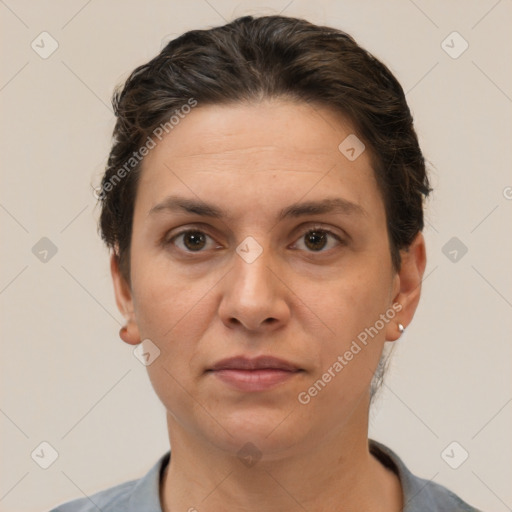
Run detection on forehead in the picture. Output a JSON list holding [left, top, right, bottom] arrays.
[[135, 99, 383, 220], [147, 99, 357, 162]]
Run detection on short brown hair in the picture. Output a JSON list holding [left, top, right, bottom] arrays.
[[99, 14, 431, 282]]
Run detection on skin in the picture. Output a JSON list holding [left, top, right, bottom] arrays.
[[111, 99, 426, 512]]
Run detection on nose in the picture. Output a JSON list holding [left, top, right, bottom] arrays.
[[218, 245, 291, 332]]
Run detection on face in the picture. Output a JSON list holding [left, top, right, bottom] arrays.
[[112, 99, 425, 459]]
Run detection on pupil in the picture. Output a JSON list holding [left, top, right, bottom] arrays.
[[305, 231, 327, 251], [184, 232, 206, 251]]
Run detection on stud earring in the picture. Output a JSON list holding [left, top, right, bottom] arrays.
[[398, 323, 405, 335]]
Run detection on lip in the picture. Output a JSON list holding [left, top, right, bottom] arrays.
[[207, 356, 303, 392], [211, 369, 300, 392], [208, 355, 301, 372]]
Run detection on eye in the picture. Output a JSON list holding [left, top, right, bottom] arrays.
[[292, 227, 344, 252], [168, 229, 218, 252], [165, 226, 344, 254]]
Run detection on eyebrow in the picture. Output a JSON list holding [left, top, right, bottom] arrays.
[[149, 195, 366, 220]]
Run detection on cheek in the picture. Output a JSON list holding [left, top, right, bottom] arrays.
[[309, 260, 394, 388], [319, 261, 393, 336], [130, 241, 193, 335], [135, 282, 211, 423], [296, 290, 391, 417], [132, 273, 211, 349], [130, 251, 218, 377]]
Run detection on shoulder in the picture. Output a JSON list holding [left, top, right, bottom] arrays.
[[401, 470, 483, 512], [369, 439, 483, 512], [47, 451, 170, 512], [48, 480, 136, 512]]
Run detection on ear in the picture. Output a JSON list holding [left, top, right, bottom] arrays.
[[110, 253, 141, 345], [385, 232, 427, 342]]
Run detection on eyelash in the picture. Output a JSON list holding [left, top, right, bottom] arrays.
[[164, 225, 345, 254]]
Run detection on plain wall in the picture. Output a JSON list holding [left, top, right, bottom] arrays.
[[1, 1, 511, 511]]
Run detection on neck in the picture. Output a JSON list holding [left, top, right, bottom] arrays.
[[160, 411, 402, 512]]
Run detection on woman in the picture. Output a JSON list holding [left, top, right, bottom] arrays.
[[51, 14, 481, 512]]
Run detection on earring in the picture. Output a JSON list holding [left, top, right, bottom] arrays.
[[398, 323, 405, 335]]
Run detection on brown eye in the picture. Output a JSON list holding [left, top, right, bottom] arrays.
[[183, 231, 207, 251], [170, 230, 214, 252], [294, 228, 342, 253], [305, 230, 328, 251]]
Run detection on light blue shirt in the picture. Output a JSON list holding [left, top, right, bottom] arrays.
[[49, 439, 482, 511]]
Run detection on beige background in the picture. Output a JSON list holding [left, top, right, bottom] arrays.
[[1, 1, 511, 511]]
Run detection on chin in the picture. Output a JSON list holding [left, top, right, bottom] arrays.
[[205, 408, 305, 456]]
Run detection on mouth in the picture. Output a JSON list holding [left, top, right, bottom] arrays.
[[206, 356, 304, 392], [207, 355, 302, 372]]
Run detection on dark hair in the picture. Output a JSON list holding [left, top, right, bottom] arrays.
[[99, 14, 430, 282]]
